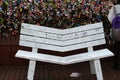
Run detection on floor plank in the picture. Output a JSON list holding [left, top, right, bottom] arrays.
[[0, 62, 119, 80]]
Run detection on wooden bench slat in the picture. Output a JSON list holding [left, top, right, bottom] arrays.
[[21, 27, 104, 41], [20, 39, 105, 52], [15, 49, 114, 65], [61, 28, 104, 40], [22, 22, 103, 35], [62, 22, 103, 34], [64, 49, 114, 64], [63, 39, 106, 52], [15, 50, 64, 65], [20, 33, 105, 47], [22, 23, 62, 34]]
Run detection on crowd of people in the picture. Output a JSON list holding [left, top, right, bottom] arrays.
[[0, 0, 113, 38]]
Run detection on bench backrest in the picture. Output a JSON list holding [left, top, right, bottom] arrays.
[[20, 22, 105, 52]]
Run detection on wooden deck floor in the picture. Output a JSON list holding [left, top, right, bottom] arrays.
[[0, 61, 120, 80]]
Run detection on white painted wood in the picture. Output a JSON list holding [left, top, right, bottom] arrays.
[[61, 28, 104, 40], [20, 33, 105, 47], [20, 22, 105, 52], [19, 39, 105, 52], [27, 60, 35, 80], [62, 22, 103, 34], [21, 23, 104, 41], [88, 47, 96, 74], [22, 22, 103, 35], [21, 23, 62, 34], [15, 49, 114, 65], [27, 48, 38, 80], [15, 50, 64, 65], [94, 59, 103, 80], [63, 49, 114, 65], [63, 39, 105, 52]]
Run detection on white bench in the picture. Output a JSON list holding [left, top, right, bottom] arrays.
[[15, 22, 114, 80]]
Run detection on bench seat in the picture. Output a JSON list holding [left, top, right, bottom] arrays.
[[15, 49, 114, 65]]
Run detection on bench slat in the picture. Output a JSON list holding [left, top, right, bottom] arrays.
[[22, 22, 103, 35], [62, 22, 103, 34], [20, 33, 105, 47], [21, 27, 104, 41], [15, 49, 114, 65], [65, 49, 114, 64], [22, 23, 62, 34], [20, 39, 105, 52], [15, 50, 64, 65]]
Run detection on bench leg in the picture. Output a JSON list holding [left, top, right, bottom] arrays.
[[90, 60, 96, 74], [94, 59, 103, 80], [88, 47, 96, 74], [27, 60, 36, 80]]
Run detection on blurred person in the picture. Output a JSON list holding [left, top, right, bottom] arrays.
[[108, 0, 120, 70]]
